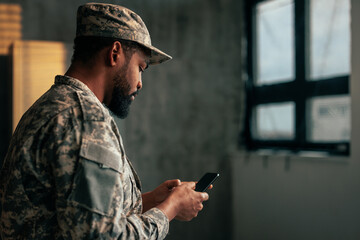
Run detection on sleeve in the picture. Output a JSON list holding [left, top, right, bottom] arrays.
[[47, 110, 169, 239]]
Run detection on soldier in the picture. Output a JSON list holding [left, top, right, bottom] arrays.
[[0, 3, 209, 239]]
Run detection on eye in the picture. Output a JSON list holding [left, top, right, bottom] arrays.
[[139, 66, 144, 73]]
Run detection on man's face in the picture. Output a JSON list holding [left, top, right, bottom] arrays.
[[107, 49, 148, 118]]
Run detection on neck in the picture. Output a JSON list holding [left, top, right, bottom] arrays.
[[65, 61, 112, 104]]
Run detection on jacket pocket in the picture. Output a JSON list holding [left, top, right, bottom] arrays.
[[68, 140, 123, 216]]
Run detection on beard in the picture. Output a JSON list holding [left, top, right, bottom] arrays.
[[107, 66, 138, 119]]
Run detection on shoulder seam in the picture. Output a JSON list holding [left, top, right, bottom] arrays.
[[75, 91, 106, 122]]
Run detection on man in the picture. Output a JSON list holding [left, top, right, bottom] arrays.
[[0, 3, 209, 239]]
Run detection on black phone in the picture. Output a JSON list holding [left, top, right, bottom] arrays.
[[195, 172, 219, 192]]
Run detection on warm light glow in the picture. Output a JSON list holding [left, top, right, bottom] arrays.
[[0, 4, 21, 55], [11, 41, 71, 131]]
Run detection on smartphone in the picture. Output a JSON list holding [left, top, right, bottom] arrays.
[[195, 172, 219, 192]]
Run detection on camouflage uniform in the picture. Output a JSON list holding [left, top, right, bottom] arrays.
[[0, 75, 169, 239]]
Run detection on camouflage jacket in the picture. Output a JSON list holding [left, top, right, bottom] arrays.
[[0, 75, 169, 239]]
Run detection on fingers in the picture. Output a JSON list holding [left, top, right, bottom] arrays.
[[170, 185, 209, 222], [166, 179, 181, 189], [195, 201, 204, 212], [176, 181, 196, 189], [201, 192, 209, 201], [187, 181, 196, 189]]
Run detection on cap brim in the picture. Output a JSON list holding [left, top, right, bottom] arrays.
[[137, 42, 172, 65]]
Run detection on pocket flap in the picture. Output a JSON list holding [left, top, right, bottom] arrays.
[[79, 140, 122, 172]]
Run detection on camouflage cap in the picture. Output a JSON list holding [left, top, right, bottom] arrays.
[[76, 3, 172, 65]]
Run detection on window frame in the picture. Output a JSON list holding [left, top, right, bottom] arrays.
[[244, 0, 350, 155]]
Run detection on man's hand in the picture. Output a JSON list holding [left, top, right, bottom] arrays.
[[142, 179, 181, 213], [156, 182, 209, 222]]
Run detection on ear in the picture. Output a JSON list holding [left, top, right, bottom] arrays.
[[109, 41, 123, 67]]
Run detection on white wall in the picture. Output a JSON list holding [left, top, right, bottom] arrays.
[[233, 1, 360, 239]]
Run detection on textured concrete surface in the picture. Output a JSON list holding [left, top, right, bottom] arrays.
[[0, 0, 244, 239], [122, 1, 244, 239]]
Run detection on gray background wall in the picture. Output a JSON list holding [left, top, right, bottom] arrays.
[[1, 0, 359, 239], [1, 0, 243, 239]]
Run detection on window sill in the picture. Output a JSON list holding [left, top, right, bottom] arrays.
[[233, 149, 349, 165]]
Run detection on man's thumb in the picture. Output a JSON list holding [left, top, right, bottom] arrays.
[[166, 179, 181, 189]]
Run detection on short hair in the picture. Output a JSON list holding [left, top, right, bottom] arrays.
[[71, 36, 150, 64]]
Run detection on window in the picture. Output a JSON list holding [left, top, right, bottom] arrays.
[[244, 0, 351, 155]]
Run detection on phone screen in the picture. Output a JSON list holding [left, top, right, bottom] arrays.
[[195, 173, 219, 192]]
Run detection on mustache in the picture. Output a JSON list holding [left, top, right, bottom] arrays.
[[130, 90, 140, 97]]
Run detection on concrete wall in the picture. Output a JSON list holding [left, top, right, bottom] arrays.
[[120, 1, 244, 239], [0, 0, 244, 239]]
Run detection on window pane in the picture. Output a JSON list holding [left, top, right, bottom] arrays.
[[309, 0, 351, 80], [307, 95, 350, 142], [256, 0, 294, 85], [254, 102, 295, 140]]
